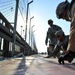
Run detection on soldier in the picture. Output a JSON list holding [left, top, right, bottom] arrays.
[[46, 30, 69, 59], [45, 19, 62, 58], [56, 0, 75, 64]]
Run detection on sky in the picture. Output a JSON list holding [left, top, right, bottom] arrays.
[[28, 0, 71, 52], [0, 0, 71, 53]]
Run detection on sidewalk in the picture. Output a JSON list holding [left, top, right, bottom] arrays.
[[0, 56, 35, 75], [0, 54, 75, 75]]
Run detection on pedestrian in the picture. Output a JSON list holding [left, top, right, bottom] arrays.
[[56, 0, 75, 64], [46, 30, 69, 59], [45, 19, 62, 58]]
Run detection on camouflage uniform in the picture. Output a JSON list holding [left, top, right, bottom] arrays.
[[45, 23, 62, 56], [49, 35, 69, 58]]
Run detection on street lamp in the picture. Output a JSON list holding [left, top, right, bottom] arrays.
[[24, 0, 33, 55], [32, 33, 36, 50], [31, 25, 35, 48], [28, 25, 35, 55], [29, 16, 34, 45], [31, 30, 35, 49], [25, 0, 33, 41]]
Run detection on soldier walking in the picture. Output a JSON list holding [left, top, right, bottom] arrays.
[[45, 19, 62, 58]]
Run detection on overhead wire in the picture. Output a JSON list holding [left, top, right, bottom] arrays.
[[0, 0, 14, 4], [0, 4, 15, 11], [18, 0, 28, 24], [0, 0, 33, 26], [23, 0, 27, 12], [18, 7, 26, 24], [0, 0, 16, 22], [0, 1, 15, 6]]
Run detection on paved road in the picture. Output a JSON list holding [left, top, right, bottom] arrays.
[[0, 54, 75, 75]]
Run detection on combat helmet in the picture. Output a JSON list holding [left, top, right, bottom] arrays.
[[56, 0, 70, 20], [55, 30, 64, 37], [48, 19, 53, 24]]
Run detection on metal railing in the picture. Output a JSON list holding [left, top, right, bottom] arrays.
[[0, 12, 37, 57]]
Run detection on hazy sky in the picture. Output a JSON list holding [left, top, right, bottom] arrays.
[[29, 0, 71, 52]]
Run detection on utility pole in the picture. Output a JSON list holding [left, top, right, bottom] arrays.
[[12, 0, 19, 56], [29, 16, 34, 45], [23, 0, 33, 55], [25, 0, 33, 41], [31, 25, 35, 48]]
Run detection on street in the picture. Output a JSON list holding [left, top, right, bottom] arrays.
[[0, 54, 75, 75]]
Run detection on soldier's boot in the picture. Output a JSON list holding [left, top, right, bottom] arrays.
[[58, 56, 64, 64], [58, 51, 75, 64], [64, 51, 75, 63], [68, 59, 73, 63], [67, 54, 74, 63]]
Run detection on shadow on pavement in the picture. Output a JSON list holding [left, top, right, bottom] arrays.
[[62, 63, 75, 71], [13, 56, 35, 75], [13, 56, 27, 75], [40, 56, 59, 65]]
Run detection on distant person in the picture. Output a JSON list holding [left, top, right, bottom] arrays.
[[45, 19, 62, 58], [47, 30, 69, 59], [56, 0, 75, 64]]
